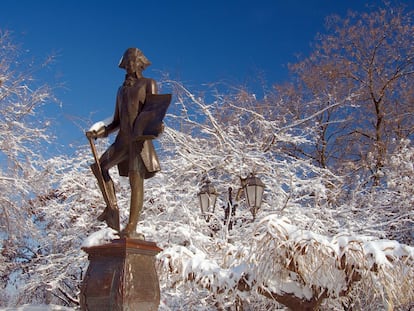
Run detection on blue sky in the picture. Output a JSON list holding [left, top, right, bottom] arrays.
[[0, 0, 409, 151]]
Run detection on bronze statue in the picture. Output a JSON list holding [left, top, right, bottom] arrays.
[[86, 47, 171, 238]]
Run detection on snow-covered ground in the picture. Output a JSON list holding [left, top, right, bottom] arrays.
[[0, 305, 74, 311]]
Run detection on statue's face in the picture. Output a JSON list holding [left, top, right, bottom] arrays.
[[123, 52, 141, 74]]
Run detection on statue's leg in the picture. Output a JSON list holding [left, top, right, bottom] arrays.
[[121, 170, 144, 238]]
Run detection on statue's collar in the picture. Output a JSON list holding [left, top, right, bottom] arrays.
[[123, 74, 138, 87]]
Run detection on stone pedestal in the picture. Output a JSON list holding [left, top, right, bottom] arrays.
[[80, 238, 162, 311]]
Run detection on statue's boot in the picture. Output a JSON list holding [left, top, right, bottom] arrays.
[[120, 172, 144, 239], [90, 163, 120, 231]]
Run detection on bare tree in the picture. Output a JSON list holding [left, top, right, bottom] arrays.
[[288, 4, 414, 186], [0, 30, 59, 305]]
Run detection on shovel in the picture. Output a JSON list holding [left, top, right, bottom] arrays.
[[87, 133, 120, 231]]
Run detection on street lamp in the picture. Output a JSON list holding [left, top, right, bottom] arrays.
[[197, 177, 217, 222], [198, 173, 265, 225], [241, 173, 265, 220]]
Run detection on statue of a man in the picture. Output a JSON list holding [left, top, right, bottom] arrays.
[[86, 47, 167, 238]]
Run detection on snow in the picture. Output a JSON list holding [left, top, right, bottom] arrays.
[[0, 305, 74, 310], [262, 215, 414, 268], [2, 78, 414, 309], [88, 121, 105, 132], [364, 239, 414, 267], [267, 278, 313, 300], [247, 215, 414, 302], [81, 227, 119, 248], [88, 116, 113, 132]]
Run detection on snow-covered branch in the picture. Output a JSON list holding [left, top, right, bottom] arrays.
[[158, 216, 414, 310]]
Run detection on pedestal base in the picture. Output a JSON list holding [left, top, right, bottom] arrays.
[[80, 238, 162, 311]]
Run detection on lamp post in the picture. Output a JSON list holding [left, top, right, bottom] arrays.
[[241, 173, 265, 220], [197, 177, 217, 222], [224, 187, 237, 231]]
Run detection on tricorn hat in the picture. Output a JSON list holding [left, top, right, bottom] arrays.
[[118, 47, 151, 70]]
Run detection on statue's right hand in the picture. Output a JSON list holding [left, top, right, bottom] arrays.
[[86, 126, 106, 139], [85, 130, 98, 139]]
